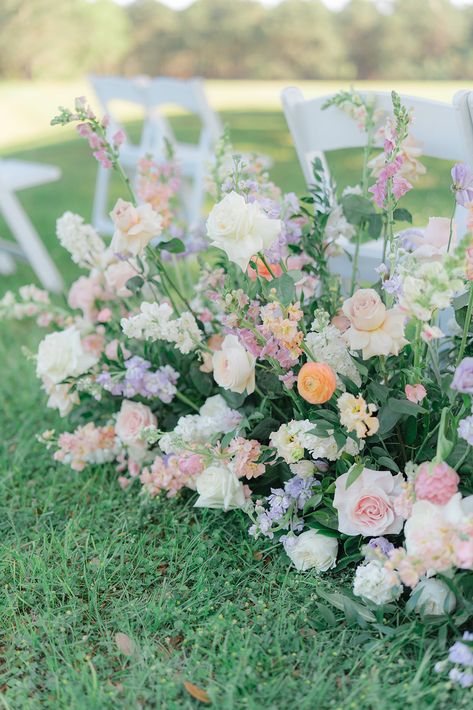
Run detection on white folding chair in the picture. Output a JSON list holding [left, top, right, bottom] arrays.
[[0, 159, 63, 292], [282, 88, 473, 284], [89, 75, 222, 234]]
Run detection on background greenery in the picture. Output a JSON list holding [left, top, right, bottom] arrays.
[[2, 0, 473, 82], [0, 109, 469, 707]]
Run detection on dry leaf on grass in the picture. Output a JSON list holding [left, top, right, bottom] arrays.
[[114, 632, 135, 656], [183, 681, 211, 704]]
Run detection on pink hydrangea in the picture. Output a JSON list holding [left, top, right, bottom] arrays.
[[414, 461, 459, 505]]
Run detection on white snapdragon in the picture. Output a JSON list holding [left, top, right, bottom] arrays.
[[324, 204, 356, 244], [56, 212, 106, 269], [353, 560, 402, 605], [121, 302, 202, 354]]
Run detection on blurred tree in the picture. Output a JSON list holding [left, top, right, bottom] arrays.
[[0, 0, 130, 79]]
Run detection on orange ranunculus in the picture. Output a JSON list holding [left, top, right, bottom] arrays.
[[247, 257, 283, 281], [297, 362, 337, 404]]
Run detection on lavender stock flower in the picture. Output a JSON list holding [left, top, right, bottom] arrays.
[[451, 163, 473, 206]]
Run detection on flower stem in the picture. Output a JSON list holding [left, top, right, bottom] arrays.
[[447, 197, 457, 252], [456, 280, 473, 366], [175, 390, 200, 413]]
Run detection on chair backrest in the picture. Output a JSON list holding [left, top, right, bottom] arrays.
[[282, 87, 472, 186], [89, 75, 221, 160]]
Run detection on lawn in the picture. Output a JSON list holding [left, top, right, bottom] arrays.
[[0, 110, 469, 708]]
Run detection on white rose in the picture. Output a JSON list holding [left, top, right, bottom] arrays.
[[286, 530, 338, 572], [110, 198, 163, 256], [36, 327, 98, 384], [194, 464, 246, 511], [411, 578, 456, 616], [212, 334, 256, 394], [206, 191, 281, 271]]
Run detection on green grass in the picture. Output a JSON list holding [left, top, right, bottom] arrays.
[[0, 112, 468, 708]]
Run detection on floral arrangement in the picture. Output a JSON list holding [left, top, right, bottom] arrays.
[[2, 91, 472, 634]]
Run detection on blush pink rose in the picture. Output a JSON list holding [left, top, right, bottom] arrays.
[[342, 289, 386, 331], [115, 400, 157, 456], [82, 333, 105, 358], [333, 467, 404, 536], [414, 461, 459, 505]]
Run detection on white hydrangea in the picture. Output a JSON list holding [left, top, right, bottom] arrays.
[[56, 212, 106, 269], [305, 324, 361, 388], [159, 395, 242, 455], [306, 432, 361, 461], [121, 302, 202, 354], [353, 560, 402, 605], [270, 419, 361, 464]]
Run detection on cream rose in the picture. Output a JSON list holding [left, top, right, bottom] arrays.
[[342, 289, 407, 360], [206, 191, 281, 271], [343, 289, 386, 331], [333, 467, 404, 537], [286, 530, 338, 572], [36, 327, 99, 384], [411, 578, 456, 616], [212, 334, 256, 394], [194, 464, 246, 511], [104, 260, 139, 297], [110, 198, 163, 256], [115, 400, 157, 458]]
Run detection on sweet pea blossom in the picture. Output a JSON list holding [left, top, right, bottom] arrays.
[[451, 163, 473, 207], [451, 357, 473, 394], [405, 384, 427, 403]]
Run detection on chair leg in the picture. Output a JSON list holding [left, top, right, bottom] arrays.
[[0, 188, 63, 292], [92, 165, 112, 234]]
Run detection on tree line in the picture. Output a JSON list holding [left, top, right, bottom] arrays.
[[1, 0, 473, 81]]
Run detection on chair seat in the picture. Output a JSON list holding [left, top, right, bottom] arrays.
[[0, 160, 61, 191]]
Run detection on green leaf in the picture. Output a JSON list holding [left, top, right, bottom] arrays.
[[377, 456, 400, 473], [189, 364, 213, 397], [317, 589, 376, 623], [315, 602, 337, 626], [346, 461, 364, 488], [393, 208, 413, 223], [160, 237, 186, 253], [270, 273, 296, 306], [388, 398, 426, 416], [341, 194, 374, 225], [367, 213, 383, 239], [125, 275, 144, 293], [377, 405, 402, 436], [249, 417, 280, 442]]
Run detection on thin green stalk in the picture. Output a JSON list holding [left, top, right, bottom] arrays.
[[456, 280, 473, 366], [447, 197, 457, 252], [258, 252, 277, 279], [175, 390, 200, 413]]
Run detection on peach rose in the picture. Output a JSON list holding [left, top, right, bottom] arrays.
[[297, 362, 336, 404], [212, 334, 256, 394], [342, 289, 386, 331], [247, 257, 283, 281], [333, 467, 404, 536], [115, 400, 157, 458], [104, 260, 138, 298], [110, 198, 163, 256]]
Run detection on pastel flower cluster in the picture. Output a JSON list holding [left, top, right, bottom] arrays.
[[97, 356, 179, 402]]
